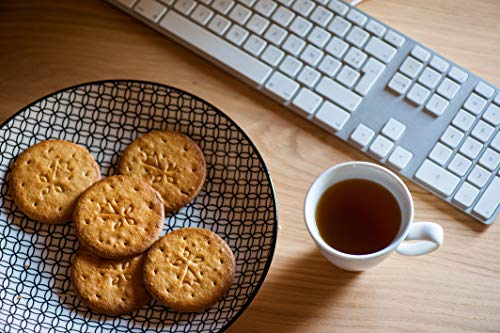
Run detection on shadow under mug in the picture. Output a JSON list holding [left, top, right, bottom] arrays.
[[304, 161, 444, 271]]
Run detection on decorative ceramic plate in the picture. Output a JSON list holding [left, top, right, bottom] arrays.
[[0, 80, 277, 333]]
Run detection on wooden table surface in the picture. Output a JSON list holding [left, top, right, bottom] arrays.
[[1, 0, 499, 332]]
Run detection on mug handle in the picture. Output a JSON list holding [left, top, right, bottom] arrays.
[[396, 222, 444, 256]]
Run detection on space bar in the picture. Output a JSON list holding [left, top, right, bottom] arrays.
[[159, 11, 272, 85]]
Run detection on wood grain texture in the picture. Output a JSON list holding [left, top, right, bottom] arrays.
[[1, 0, 499, 332]]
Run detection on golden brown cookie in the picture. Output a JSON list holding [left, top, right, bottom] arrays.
[[9, 139, 100, 224], [117, 130, 206, 213], [143, 228, 235, 312], [71, 247, 150, 315], [74, 175, 164, 259]]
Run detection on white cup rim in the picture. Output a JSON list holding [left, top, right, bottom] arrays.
[[304, 161, 415, 260]]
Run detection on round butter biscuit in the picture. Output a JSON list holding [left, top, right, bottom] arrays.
[[74, 175, 164, 259], [71, 247, 150, 315], [10, 140, 100, 224], [117, 130, 206, 213], [143, 228, 235, 312]]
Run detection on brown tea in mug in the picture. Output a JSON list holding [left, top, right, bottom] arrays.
[[315, 179, 402, 255]]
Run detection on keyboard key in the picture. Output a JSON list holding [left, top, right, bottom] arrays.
[[300, 44, 323, 66], [388, 73, 411, 95], [388, 146, 413, 169], [327, 16, 351, 38], [473, 177, 500, 220], [174, 0, 197, 14], [346, 27, 369, 48], [436, 78, 460, 100], [471, 120, 494, 143], [382, 118, 406, 141], [316, 77, 362, 112], [415, 159, 460, 196], [243, 34, 267, 55], [351, 124, 375, 147], [292, 88, 322, 116], [291, 0, 315, 16], [429, 142, 453, 166], [264, 24, 287, 45], [369, 135, 394, 159], [314, 101, 351, 131], [282, 34, 305, 56], [448, 66, 468, 83], [135, 0, 167, 22], [328, 0, 348, 16], [336, 66, 360, 89], [400, 57, 423, 78], [452, 109, 475, 132], [279, 55, 303, 77], [429, 56, 449, 73], [211, 0, 234, 15], [463, 93, 487, 115], [482, 104, 500, 126], [325, 37, 349, 59], [208, 14, 231, 35], [407, 83, 430, 106], [289, 16, 312, 37], [265, 71, 299, 101], [116, 0, 137, 7], [418, 67, 441, 89], [318, 55, 341, 76], [364, 37, 396, 64], [297, 66, 321, 88], [346, 9, 367, 26], [226, 25, 249, 45], [426, 94, 449, 117], [491, 131, 500, 152], [495, 93, 500, 106], [440, 126, 464, 149], [271, 6, 295, 27], [411, 46, 430, 62], [475, 82, 495, 98], [240, 0, 256, 5], [468, 165, 491, 188], [254, 0, 277, 17], [447, 154, 472, 176], [160, 11, 272, 85], [229, 4, 252, 24], [343, 47, 367, 70], [355, 57, 385, 96], [365, 20, 386, 37], [453, 182, 480, 208], [479, 148, 500, 171], [191, 5, 214, 25], [459, 137, 483, 159], [261, 45, 284, 66], [247, 14, 269, 34], [384, 30, 405, 47], [310, 6, 333, 27], [307, 26, 331, 48]]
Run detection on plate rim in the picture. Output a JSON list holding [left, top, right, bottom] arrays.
[[0, 79, 279, 333]]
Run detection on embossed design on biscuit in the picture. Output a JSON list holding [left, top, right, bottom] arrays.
[[140, 151, 178, 185], [98, 199, 137, 230], [39, 160, 69, 195], [110, 261, 132, 286], [172, 249, 204, 287]]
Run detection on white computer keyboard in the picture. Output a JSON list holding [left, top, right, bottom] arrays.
[[106, 0, 500, 224]]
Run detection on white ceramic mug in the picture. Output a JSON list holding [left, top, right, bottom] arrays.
[[304, 162, 444, 271]]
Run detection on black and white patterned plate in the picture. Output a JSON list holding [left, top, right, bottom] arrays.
[[0, 80, 278, 333]]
